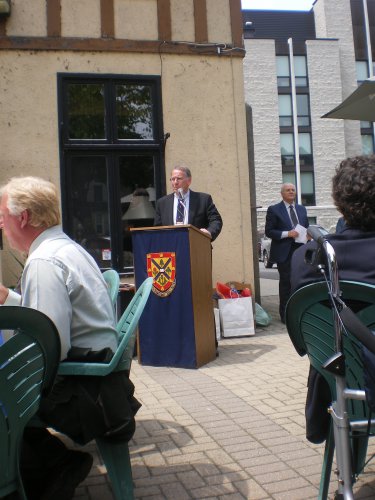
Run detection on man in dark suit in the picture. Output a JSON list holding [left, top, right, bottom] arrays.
[[265, 183, 309, 323], [154, 165, 223, 241]]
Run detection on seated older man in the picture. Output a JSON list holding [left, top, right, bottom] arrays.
[[0, 176, 139, 500]]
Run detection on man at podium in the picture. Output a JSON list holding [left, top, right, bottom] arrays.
[[154, 165, 223, 241]]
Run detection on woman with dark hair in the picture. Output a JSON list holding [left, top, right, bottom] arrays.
[[289, 154, 375, 443], [291, 154, 375, 293]]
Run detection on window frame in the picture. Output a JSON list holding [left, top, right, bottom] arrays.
[[57, 73, 165, 274]]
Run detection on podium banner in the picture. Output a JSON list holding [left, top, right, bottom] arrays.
[[132, 228, 197, 367]]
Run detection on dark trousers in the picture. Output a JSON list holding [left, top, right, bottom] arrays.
[[277, 243, 301, 321]]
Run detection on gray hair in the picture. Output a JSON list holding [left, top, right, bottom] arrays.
[[0, 176, 61, 228], [172, 165, 192, 179]]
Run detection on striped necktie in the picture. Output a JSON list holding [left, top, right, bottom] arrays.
[[176, 198, 185, 223], [289, 205, 298, 227]]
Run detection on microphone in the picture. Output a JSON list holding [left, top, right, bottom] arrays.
[[307, 225, 327, 245], [178, 188, 184, 201], [305, 226, 327, 268]]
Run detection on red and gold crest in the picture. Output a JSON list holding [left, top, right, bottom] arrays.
[[147, 252, 176, 297]]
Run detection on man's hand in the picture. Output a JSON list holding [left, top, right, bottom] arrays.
[[288, 229, 299, 239], [0, 284, 9, 304], [200, 228, 212, 238]]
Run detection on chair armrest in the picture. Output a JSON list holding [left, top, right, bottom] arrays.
[[58, 361, 112, 376]]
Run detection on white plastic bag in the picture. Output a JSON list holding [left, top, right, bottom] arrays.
[[218, 297, 255, 337]]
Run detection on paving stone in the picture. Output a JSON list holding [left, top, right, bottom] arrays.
[[73, 289, 375, 499]]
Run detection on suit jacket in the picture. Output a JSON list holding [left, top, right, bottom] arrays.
[[265, 201, 309, 263], [154, 190, 223, 241]]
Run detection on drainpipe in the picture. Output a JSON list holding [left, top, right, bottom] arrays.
[[288, 38, 302, 204], [362, 0, 375, 143]]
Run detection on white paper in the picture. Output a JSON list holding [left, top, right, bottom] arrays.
[[294, 224, 307, 244]]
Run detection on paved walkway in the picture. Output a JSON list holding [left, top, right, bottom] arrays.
[[71, 280, 375, 499]]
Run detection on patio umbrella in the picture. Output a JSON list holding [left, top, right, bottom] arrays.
[[322, 77, 375, 122]]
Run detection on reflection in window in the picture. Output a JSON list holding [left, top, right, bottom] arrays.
[[299, 133, 312, 166], [68, 156, 112, 269], [280, 133, 295, 166], [356, 61, 369, 83], [294, 56, 308, 87], [362, 134, 374, 155], [278, 95, 292, 126], [67, 84, 106, 140], [276, 55, 308, 87], [119, 156, 155, 269], [279, 94, 310, 128], [296, 94, 310, 127], [60, 74, 163, 275], [116, 84, 154, 140], [276, 56, 290, 87]]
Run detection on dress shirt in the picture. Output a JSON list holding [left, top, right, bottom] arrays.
[[5, 225, 118, 360], [173, 190, 190, 225]]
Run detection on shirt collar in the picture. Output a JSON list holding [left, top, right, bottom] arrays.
[[29, 225, 64, 255], [174, 189, 190, 200]]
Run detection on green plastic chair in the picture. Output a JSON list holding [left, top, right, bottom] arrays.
[[103, 269, 120, 307], [58, 276, 153, 500], [286, 281, 375, 500], [0, 306, 61, 499]]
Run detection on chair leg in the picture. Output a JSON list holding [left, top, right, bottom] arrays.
[[319, 423, 335, 500], [96, 438, 134, 500]]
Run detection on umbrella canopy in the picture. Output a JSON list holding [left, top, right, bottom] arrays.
[[322, 77, 375, 122]]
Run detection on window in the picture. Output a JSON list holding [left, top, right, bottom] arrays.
[[278, 94, 310, 128], [59, 75, 164, 275], [277, 55, 308, 88], [280, 133, 312, 167], [282, 171, 315, 206], [298, 133, 313, 166], [296, 94, 310, 127], [276, 56, 290, 87], [356, 61, 369, 83], [278, 94, 292, 126], [294, 56, 308, 87], [280, 133, 295, 167], [362, 134, 374, 155]]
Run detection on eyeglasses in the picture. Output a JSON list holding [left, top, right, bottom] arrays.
[[170, 177, 187, 182]]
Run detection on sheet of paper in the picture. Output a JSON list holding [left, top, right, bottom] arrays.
[[294, 224, 307, 244]]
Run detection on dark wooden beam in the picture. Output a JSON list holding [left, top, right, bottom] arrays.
[[229, 0, 243, 48], [157, 0, 171, 41], [0, 36, 244, 57], [193, 0, 208, 43], [101, 0, 114, 38], [47, 0, 61, 37]]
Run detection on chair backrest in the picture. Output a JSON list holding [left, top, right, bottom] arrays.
[[57, 277, 153, 377], [102, 269, 120, 307], [286, 280, 375, 421], [0, 306, 61, 498]]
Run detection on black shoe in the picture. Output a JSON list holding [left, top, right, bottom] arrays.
[[40, 450, 93, 500]]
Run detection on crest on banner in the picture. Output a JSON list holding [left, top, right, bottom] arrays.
[[147, 252, 176, 297]]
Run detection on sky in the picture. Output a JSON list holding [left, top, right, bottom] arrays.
[[241, 0, 314, 10]]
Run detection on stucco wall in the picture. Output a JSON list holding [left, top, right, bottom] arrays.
[[114, 0, 159, 40], [6, 0, 46, 36], [0, 50, 253, 288]]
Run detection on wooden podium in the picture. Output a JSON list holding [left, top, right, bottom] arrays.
[[131, 225, 216, 368]]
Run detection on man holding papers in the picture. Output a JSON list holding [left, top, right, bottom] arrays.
[[265, 183, 309, 323]]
